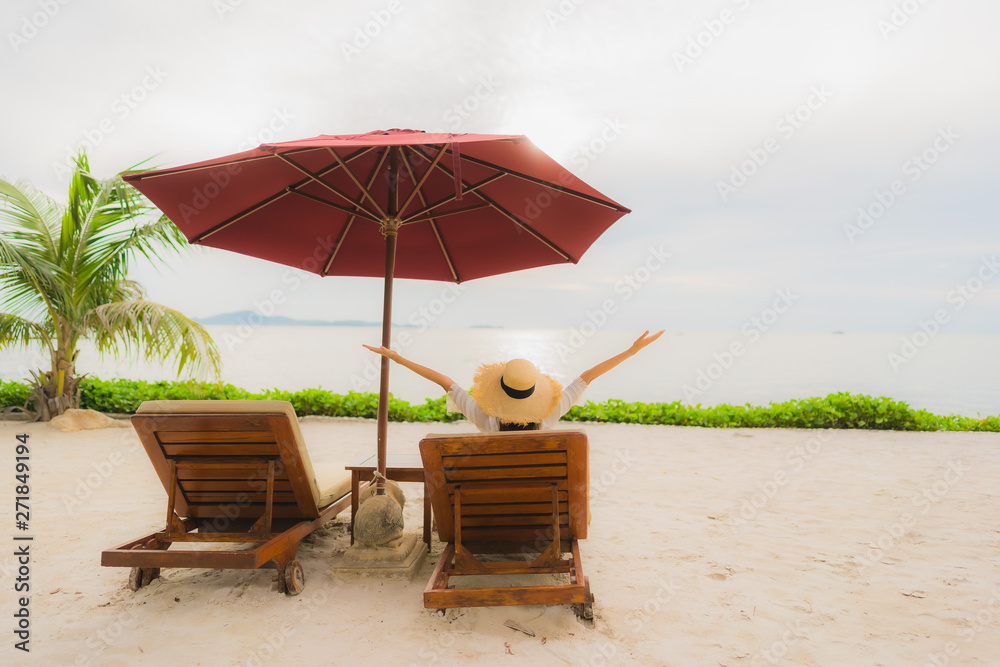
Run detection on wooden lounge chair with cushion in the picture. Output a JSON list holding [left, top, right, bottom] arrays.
[[419, 430, 594, 618], [102, 400, 359, 595]]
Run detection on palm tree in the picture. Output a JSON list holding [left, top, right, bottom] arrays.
[[0, 151, 220, 420]]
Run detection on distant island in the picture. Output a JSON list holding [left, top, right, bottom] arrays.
[[197, 311, 415, 327]]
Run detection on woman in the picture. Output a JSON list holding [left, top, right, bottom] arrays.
[[363, 330, 664, 432]]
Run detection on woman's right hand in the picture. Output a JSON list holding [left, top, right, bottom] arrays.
[[629, 330, 665, 355]]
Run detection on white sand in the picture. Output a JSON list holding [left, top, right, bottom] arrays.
[[1, 416, 999, 666]]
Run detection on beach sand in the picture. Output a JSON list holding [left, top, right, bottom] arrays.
[[2, 416, 998, 666]]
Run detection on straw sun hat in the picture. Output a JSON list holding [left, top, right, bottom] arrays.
[[470, 359, 562, 426]]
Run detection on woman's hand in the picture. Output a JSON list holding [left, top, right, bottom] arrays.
[[580, 329, 665, 384], [629, 330, 665, 355]]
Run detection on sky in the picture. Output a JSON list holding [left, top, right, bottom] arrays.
[[2, 0, 999, 334]]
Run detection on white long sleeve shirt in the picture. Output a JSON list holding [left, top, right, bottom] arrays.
[[445, 376, 589, 432]]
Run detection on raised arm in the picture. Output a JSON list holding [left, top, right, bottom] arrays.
[[362, 345, 454, 392], [579, 330, 664, 385]]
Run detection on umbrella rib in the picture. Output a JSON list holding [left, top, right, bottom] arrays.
[[276, 154, 382, 221], [321, 150, 389, 275], [398, 173, 504, 223], [123, 145, 375, 182], [400, 202, 492, 225], [193, 189, 292, 242], [428, 219, 459, 282], [400, 153, 460, 282], [321, 217, 355, 276], [452, 152, 629, 212], [407, 147, 575, 262], [397, 144, 449, 216], [326, 148, 387, 220], [478, 195, 575, 262], [124, 153, 274, 181], [288, 188, 383, 224], [187, 148, 381, 241]]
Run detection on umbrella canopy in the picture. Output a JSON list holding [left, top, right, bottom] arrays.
[[124, 129, 630, 487]]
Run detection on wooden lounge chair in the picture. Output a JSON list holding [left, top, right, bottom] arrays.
[[101, 400, 359, 595], [419, 430, 594, 618]]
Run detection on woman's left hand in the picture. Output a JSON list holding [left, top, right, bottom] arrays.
[[630, 330, 665, 354]]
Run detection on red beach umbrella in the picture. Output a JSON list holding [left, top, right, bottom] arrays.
[[124, 129, 630, 489]]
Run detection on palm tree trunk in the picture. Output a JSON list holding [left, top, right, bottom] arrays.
[[33, 330, 79, 421]]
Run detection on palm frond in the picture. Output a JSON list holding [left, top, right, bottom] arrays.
[[72, 185, 183, 299], [0, 312, 54, 354], [87, 299, 222, 379], [0, 178, 62, 260], [0, 234, 65, 314], [71, 175, 119, 277]]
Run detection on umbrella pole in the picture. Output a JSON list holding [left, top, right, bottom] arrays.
[[376, 147, 400, 495], [376, 227, 397, 494]]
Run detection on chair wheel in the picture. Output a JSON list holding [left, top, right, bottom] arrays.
[[283, 560, 305, 596]]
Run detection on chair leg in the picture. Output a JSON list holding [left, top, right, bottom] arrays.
[[248, 460, 276, 540], [452, 486, 487, 573], [530, 484, 564, 569], [164, 461, 189, 538]]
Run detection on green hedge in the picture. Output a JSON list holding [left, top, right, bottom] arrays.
[[563, 393, 999, 431], [0, 380, 32, 411], [1, 377, 996, 431]]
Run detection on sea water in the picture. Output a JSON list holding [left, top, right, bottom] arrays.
[[2, 328, 997, 417]]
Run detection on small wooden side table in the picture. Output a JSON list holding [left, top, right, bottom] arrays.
[[346, 454, 431, 548]]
